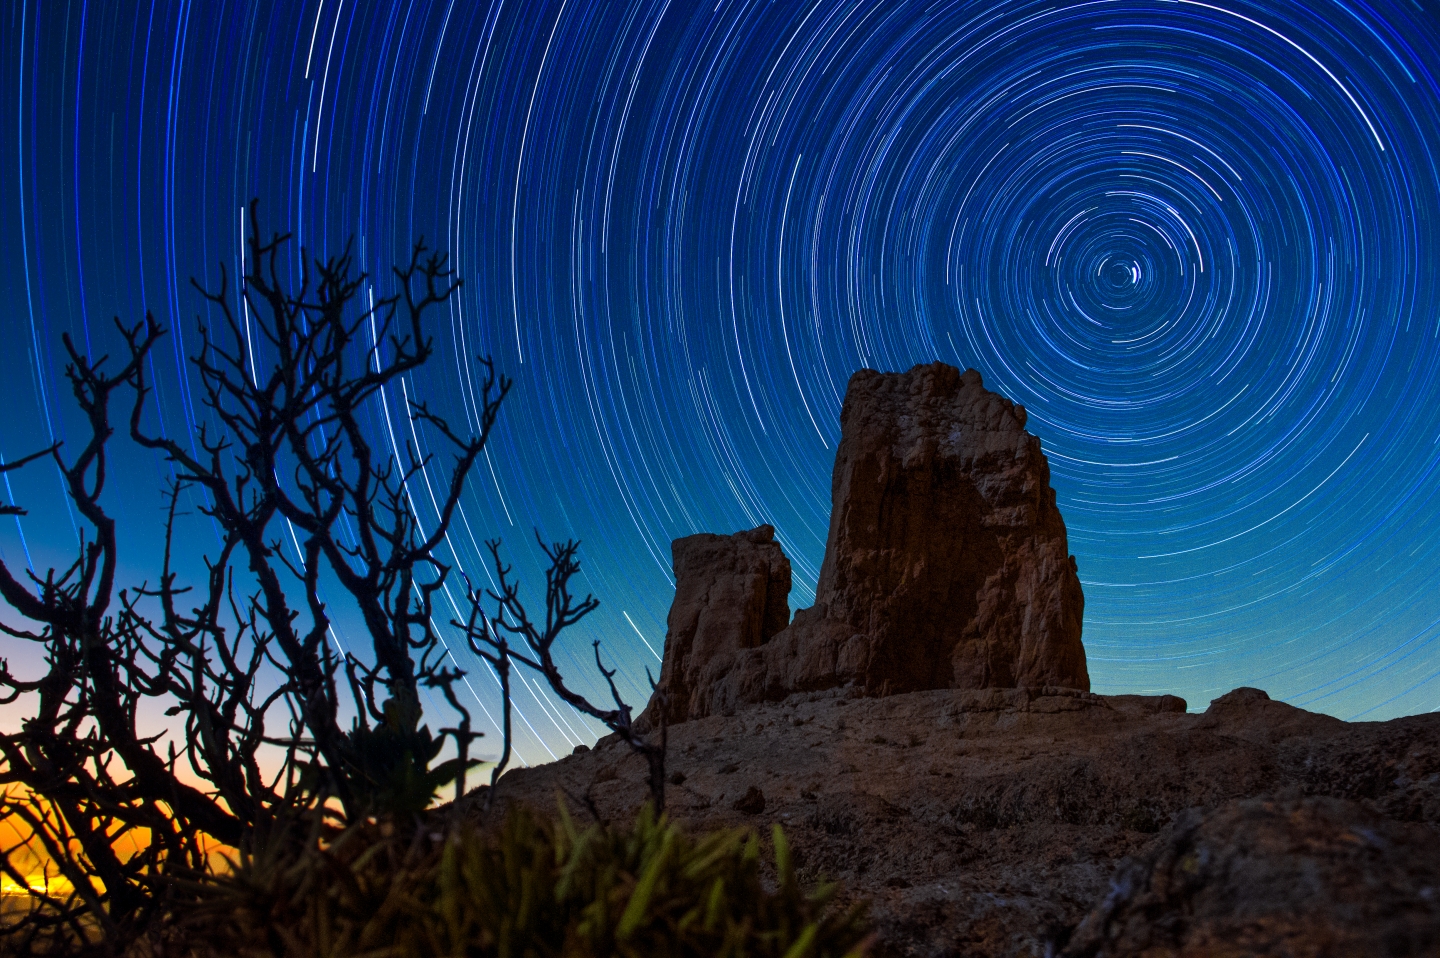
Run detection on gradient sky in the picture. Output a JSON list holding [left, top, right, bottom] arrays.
[[2, 0, 1440, 768]]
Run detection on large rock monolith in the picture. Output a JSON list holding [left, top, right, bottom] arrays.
[[782, 362, 1087, 694], [649, 362, 1088, 722]]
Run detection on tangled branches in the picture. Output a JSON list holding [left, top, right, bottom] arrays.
[[0, 203, 662, 953]]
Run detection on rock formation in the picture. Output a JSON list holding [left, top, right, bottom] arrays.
[[468, 373, 1440, 958], [648, 362, 1088, 722], [649, 526, 791, 724]]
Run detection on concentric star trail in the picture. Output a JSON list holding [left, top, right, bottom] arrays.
[[3, 0, 1440, 765]]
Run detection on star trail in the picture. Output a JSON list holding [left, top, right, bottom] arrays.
[[3, 0, 1440, 765]]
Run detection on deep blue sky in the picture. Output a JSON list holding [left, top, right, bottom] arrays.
[[3, 0, 1440, 767]]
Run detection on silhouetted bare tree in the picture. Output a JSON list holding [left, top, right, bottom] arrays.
[[0, 202, 667, 954], [459, 536, 669, 811], [0, 203, 510, 950]]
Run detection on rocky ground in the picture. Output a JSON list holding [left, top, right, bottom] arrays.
[[464, 685, 1440, 957], [460, 366, 1440, 955]]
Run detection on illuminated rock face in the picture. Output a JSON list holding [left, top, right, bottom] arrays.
[[647, 362, 1088, 724], [648, 526, 791, 725]]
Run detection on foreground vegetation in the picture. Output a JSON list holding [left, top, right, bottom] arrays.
[[3, 802, 869, 957], [0, 204, 793, 953], [175, 803, 869, 958]]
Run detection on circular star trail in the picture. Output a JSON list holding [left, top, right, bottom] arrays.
[[3, 0, 1440, 764]]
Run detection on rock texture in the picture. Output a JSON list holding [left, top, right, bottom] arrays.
[[773, 363, 1086, 695], [1062, 795, 1440, 957], [649, 525, 791, 724], [650, 362, 1087, 721], [475, 686, 1440, 958]]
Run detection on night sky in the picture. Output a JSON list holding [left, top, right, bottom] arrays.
[[3, 0, 1440, 768]]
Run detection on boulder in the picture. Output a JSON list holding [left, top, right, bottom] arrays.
[[647, 525, 791, 724], [755, 363, 1087, 697]]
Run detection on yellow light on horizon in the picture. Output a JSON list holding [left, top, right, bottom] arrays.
[[3, 788, 240, 909], [1, 873, 74, 897]]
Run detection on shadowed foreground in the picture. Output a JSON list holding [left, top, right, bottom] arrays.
[[470, 686, 1440, 957]]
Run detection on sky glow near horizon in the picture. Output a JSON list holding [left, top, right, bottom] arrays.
[[2, 0, 1440, 768]]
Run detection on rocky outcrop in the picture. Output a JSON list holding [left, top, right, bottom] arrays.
[[768, 362, 1086, 695], [482, 687, 1440, 958], [468, 372, 1439, 958], [463, 553, 1440, 958], [648, 526, 791, 724], [650, 362, 1088, 721]]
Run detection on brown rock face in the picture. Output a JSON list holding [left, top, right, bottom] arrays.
[[648, 525, 791, 724], [779, 362, 1086, 694], [654, 362, 1088, 720]]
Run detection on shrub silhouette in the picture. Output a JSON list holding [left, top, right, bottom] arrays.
[[0, 204, 672, 953]]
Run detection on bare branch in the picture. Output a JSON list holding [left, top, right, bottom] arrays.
[[0, 201, 543, 950]]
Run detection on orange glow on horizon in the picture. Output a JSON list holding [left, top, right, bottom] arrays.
[[1, 789, 238, 903]]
